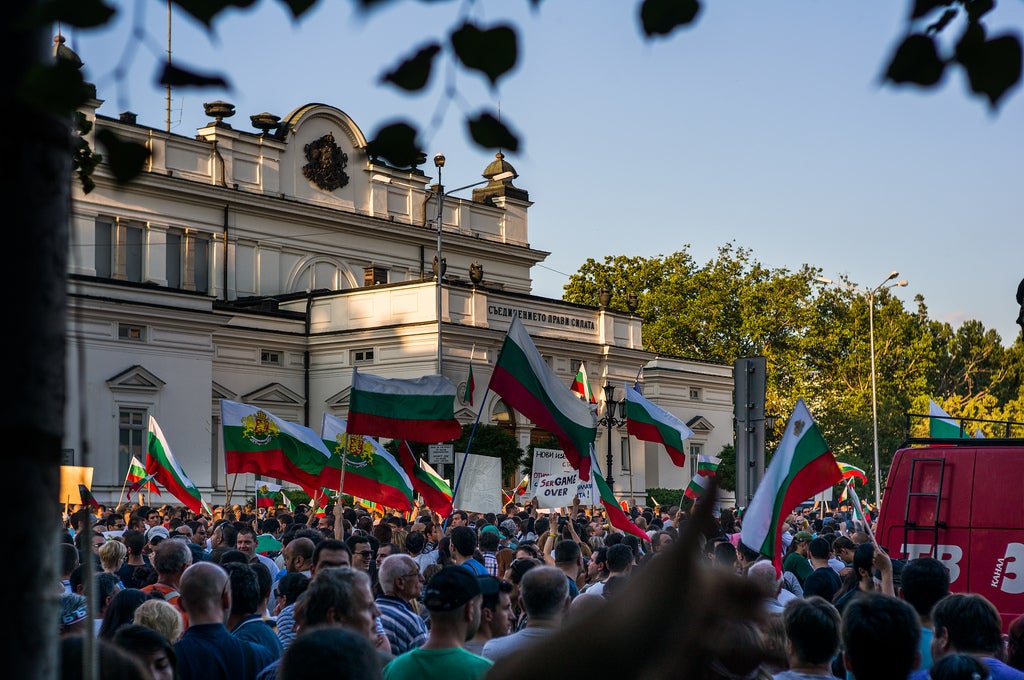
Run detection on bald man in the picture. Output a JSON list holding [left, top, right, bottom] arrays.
[[174, 562, 276, 680]]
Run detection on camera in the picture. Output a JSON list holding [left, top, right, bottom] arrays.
[[558, 516, 567, 530]]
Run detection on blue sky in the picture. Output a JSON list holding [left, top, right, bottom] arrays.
[[71, 1, 1024, 345]]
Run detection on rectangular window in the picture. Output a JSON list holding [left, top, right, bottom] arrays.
[[689, 443, 704, 476], [94, 218, 145, 282], [352, 348, 375, 364], [260, 350, 282, 366], [166, 231, 182, 289], [363, 266, 388, 286], [118, 324, 146, 342], [689, 388, 702, 401], [167, 229, 211, 293], [95, 219, 113, 278], [118, 407, 147, 480], [620, 438, 630, 471], [125, 224, 143, 282]]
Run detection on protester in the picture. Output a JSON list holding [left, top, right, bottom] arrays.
[[842, 593, 921, 680], [375, 554, 428, 655], [174, 562, 276, 680], [909, 593, 1024, 680], [112, 623, 179, 680], [134, 597, 185, 643], [773, 596, 840, 679], [899, 556, 951, 672], [482, 566, 569, 662], [278, 626, 382, 680], [465, 575, 515, 656], [383, 566, 492, 680]]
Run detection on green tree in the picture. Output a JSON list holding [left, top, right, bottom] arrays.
[[399, 424, 525, 483]]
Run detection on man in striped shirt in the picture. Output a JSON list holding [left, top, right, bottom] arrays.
[[376, 554, 428, 655]]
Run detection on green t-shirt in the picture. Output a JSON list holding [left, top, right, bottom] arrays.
[[782, 551, 813, 585], [384, 647, 493, 680]]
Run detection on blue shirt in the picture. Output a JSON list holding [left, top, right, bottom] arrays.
[[175, 622, 275, 680], [376, 595, 428, 656], [460, 559, 489, 577]]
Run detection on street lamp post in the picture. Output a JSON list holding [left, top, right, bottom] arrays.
[[430, 155, 515, 376], [598, 383, 627, 492], [816, 271, 908, 506]]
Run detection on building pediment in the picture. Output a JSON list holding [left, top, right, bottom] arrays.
[[242, 383, 305, 407], [325, 386, 351, 409], [106, 365, 165, 393], [686, 415, 714, 434], [212, 382, 237, 402]]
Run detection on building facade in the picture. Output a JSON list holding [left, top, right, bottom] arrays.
[[67, 91, 735, 509]]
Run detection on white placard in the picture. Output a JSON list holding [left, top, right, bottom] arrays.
[[451, 452, 502, 515], [531, 448, 597, 508]]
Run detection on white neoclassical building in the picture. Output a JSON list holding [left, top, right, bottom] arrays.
[[66, 89, 735, 509]]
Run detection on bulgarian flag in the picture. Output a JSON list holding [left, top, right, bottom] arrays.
[[346, 370, 462, 443], [397, 441, 453, 518], [570, 361, 597, 403], [503, 473, 531, 504], [589, 445, 648, 542], [79, 483, 100, 509], [320, 414, 415, 511], [739, 398, 843, 574], [929, 399, 966, 438], [256, 480, 281, 508], [684, 455, 721, 499], [281, 491, 296, 513], [488, 316, 598, 480], [624, 383, 694, 467], [126, 455, 160, 495], [221, 400, 331, 491], [845, 481, 875, 539], [837, 461, 868, 486], [146, 416, 209, 515]]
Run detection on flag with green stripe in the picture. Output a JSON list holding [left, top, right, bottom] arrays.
[[346, 370, 462, 443], [488, 316, 597, 480], [739, 399, 843, 573]]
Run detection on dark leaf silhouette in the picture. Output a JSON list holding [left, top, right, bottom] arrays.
[[885, 33, 945, 86], [467, 112, 519, 152], [639, 0, 701, 38], [170, 0, 256, 28], [957, 32, 1023, 108], [97, 129, 150, 185], [381, 43, 442, 92], [280, 0, 317, 19], [17, 60, 94, 116], [451, 22, 518, 87], [366, 121, 426, 169], [926, 8, 958, 34], [158, 63, 229, 89], [30, 0, 116, 28], [911, 0, 954, 20]]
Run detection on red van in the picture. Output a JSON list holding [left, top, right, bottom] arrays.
[[874, 437, 1024, 631]]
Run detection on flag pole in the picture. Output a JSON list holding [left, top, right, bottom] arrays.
[[118, 467, 131, 507]]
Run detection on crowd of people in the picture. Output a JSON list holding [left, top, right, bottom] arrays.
[[58, 491, 1024, 680]]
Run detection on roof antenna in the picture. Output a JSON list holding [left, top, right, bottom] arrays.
[[165, 0, 172, 133]]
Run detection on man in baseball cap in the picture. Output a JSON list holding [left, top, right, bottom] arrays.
[[383, 566, 492, 680], [782, 530, 815, 587]]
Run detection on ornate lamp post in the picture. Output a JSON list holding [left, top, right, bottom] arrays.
[[598, 383, 627, 491]]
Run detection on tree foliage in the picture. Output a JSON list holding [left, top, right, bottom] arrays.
[[564, 243, 1024, 498]]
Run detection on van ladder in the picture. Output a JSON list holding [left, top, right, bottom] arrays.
[[902, 457, 946, 559]]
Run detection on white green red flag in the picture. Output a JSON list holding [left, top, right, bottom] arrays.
[[503, 473, 531, 504], [397, 441, 453, 518], [739, 398, 843, 573], [221, 400, 331, 491], [256, 480, 281, 508], [929, 399, 966, 438], [684, 455, 721, 499], [126, 455, 160, 495], [308, 487, 334, 516], [346, 370, 462, 443], [624, 383, 694, 468], [488, 316, 598, 480], [320, 414, 415, 511], [146, 416, 209, 515], [837, 461, 868, 486], [78, 483, 100, 509], [569, 362, 597, 404], [280, 491, 296, 513], [588, 445, 648, 542]]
